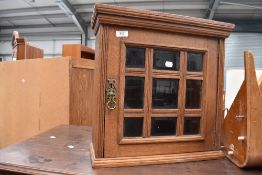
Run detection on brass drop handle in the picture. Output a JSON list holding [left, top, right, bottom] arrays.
[[106, 78, 117, 110]]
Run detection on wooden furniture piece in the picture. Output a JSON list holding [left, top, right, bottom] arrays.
[[62, 44, 95, 126], [223, 51, 262, 168], [91, 4, 235, 167], [0, 57, 94, 148], [69, 57, 95, 126], [16, 37, 44, 60], [63, 44, 95, 60], [1, 125, 262, 175]]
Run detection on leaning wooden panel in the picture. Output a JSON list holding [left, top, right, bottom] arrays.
[[223, 51, 262, 167], [0, 58, 70, 148], [0, 57, 94, 148], [91, 4, 235, 167]]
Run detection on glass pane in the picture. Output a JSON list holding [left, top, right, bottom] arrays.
[[126, 47, 145, 68], [124, 117, 143, 137], [124, 76, 144, 109], [187, 52, 203, 72], [151, 117, 177, 136], [153, 49, 180, 71], [186, 80, 202, 109], [152, 78, 179, 109], [184, 117, 201, 135]]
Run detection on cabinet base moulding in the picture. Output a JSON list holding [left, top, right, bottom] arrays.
[[90, 143, 225, 168]]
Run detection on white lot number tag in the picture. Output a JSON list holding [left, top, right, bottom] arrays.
[[116, 31, 128, 37]]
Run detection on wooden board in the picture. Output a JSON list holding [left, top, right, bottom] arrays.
[[0, 125, 262, 175], [0, 57, 94, 148], [0, 58, 70, 148], [223, 51, 262, 167]]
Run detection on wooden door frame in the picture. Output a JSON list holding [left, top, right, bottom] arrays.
[[116, 40, 210, 145]]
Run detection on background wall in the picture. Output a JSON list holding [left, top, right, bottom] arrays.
[[225, 32, 262, 109], [225, 69, 262, 110], [225, 33, 262, 69]]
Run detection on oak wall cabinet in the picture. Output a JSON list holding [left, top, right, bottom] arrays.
[[90, 4, 235, 168]]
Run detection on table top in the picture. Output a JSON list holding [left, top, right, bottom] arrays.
[[0, 125, 261, 175]]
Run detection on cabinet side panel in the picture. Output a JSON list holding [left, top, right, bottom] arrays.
[[216, 39, 225, 149], [92, 26, 109, 158]]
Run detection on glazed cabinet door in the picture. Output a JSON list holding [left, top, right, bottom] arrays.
[[103, 27, 219, 158]]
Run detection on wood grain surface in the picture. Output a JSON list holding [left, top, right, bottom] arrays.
[[223, 51, 262, 167]]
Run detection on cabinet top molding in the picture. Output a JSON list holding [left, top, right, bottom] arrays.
[[91, 4, 235, 38]]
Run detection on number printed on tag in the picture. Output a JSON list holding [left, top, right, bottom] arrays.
[[116, 31, 128, 37]]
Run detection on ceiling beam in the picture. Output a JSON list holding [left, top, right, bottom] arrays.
[[0, 1, 207, 17], [0, 13, 68, 21], [0, 23, 76, 29], [0, 6, 60, 16], [207, 0, 220, 19], [220, 1, 262, 10], [56, 0, 87, 35]]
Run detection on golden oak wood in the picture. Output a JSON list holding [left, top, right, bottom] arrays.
[[90, 143, 224, 168], [91, 4, 234, 167], [223, 51, 262, 168], [66, 45, 95, 126], [69, 61, 94, 126]]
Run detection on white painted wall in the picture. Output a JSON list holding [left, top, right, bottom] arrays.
[[225, 69, 262, 110]]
